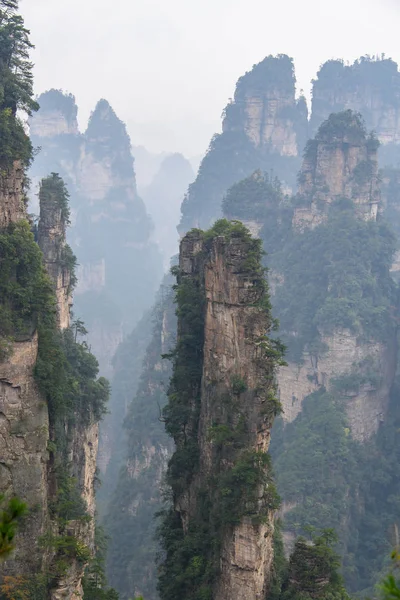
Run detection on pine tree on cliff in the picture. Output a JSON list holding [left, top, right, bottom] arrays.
[[281, 530, 350, 600], [0, 0, 38, 165]]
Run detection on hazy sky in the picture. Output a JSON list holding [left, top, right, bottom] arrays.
[[21, 0, 399, 157]]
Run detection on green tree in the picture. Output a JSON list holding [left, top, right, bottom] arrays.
[[281, 530, 350, 600], [381, 550, 400, 600], [0, 0, 38, 165], [0, 495, 27, 560]]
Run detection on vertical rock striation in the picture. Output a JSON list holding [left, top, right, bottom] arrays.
[[179, 55, 307, 234], [0, 162, 50, 577], [38, 174, 73, 330], [223, 54, 307, 157], [275, 112, 396, 440], [310, 57, 400, 163], [159, 222, 283, 600], [293, 110, 380, 231]]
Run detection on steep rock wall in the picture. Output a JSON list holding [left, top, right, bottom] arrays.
[[310, 57, 400, 147], [179, 55, 307, 234], [0, 160, 26, 227], [293, 111, 380, 231], [161, 225, 281, 600], [0, 164, 49, 576], [223, 55, 307, 157], [279, 113, 395, 440]]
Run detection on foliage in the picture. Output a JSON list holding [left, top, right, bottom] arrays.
[[0, 495, 27, 560], [280, 531, 351, 600], [271, 389, 360, 545], [269, 521, 288, 600], [82, 527, 120, 599], [0, 221, 55, 346], [234, 54, 296, 100], [316, 110, 367, 144], [39, 172, 71, 224], [272, 200, 396, 361], [36, 89, 78, 124], [158, 221, 283, 600], [0, 0, 38, 166]]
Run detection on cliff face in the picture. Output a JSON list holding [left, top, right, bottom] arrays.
[[38, 175, 73, 330], [223, 55, 307, 157], [276, 112, 394, 442], [293, 110, 380, 231], [29, 92, 163, 378], [0, 160, 26, 227], [158, 222, 282, 600], [0, 164, 49, 577], [179, 55, 307, 234], [310, 57, 400, 151], [0, 167, 106, 598]]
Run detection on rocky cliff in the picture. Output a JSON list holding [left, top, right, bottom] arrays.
[[278, 111, 394, 441], [29, 91, 163, 377], [223, 54, 307, 156], [220, 111, 398, 590], [0, 167, 108, 598], [38, 173, 74, 330], [0, 164, 50, 579], [293, 110, 380, 231], [158, 221, 283, 600], [179, 55, 307, 234], [310, 56, 400, 162]]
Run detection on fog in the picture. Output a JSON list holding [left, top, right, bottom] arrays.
[[21, 0, 399, 156]]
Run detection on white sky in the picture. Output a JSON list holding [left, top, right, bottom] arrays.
[[21, 0, 399, 157]]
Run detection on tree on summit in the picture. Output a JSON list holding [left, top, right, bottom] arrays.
[[0, 0, 38, 165]]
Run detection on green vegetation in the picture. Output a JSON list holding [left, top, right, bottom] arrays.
[[234, 54, 296, 101], [180, 55, 307, 234], [273, 199, 396, 361], [316, 110, 367, 144], [280, 530, 350, 600], [219, 107, 399, 596], [0, 220, 55, 352], [39, 172, 71, 224], [158, 221, 283, 600], [0, 495, 27, 561], [82, 527, 119, 600], [36, 89, 78, 125], [0, 0, 38, 166], [311, 56, 400, 136]]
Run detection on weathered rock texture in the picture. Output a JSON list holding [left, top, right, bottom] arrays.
[[173, 229, 278, 600], [278, 112, 394, 441], [0, 160, 26, 227], [293, 111, 380, 231], [38, 185, 72, 330], [179, 55, 307, 235], [310, 57, 400, 146], [278, 330, 396, 441], [0, 165, 98, 598], [223, 55, 307, 157], [29, 89, 79, 138], [29, 92, 162, 377], [0, 331, 49, 575], [0, 163, 49, 576]]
